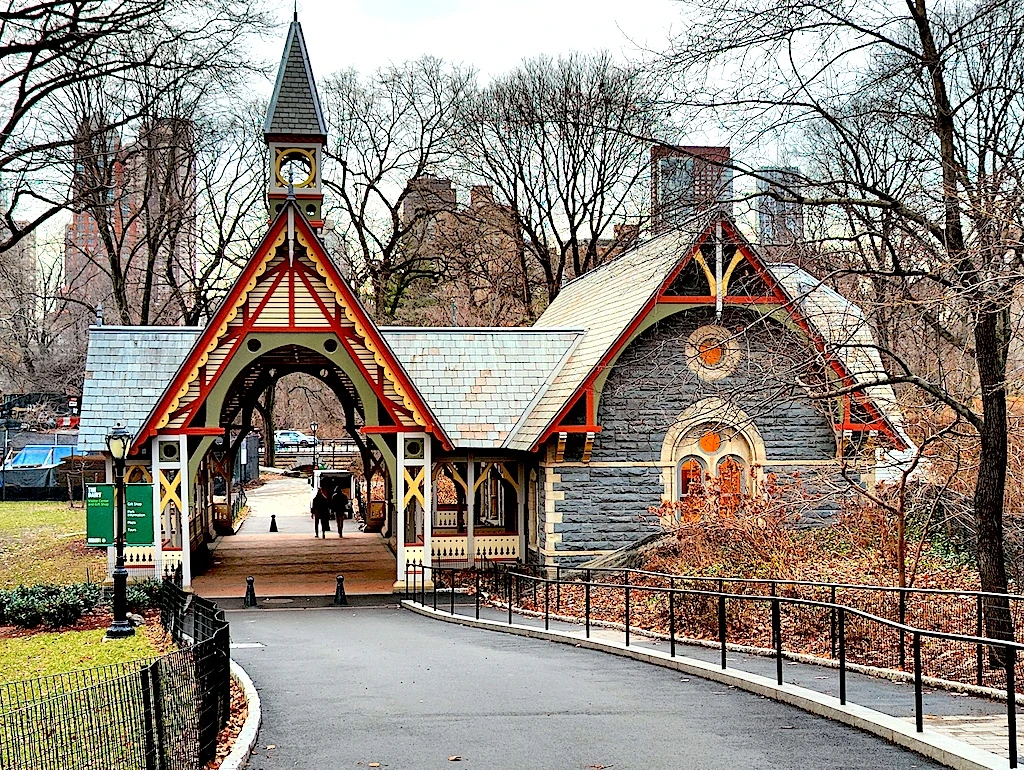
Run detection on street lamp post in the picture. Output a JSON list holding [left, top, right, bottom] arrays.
[[310, 421, 319, 478], [106, 423, 135, 639]]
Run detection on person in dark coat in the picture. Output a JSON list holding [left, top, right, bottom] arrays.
[[311, 485, 331, 538], [330, 489, 346, 538]]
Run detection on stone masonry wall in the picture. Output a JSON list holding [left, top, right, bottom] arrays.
[[541, 307, 845, 564]]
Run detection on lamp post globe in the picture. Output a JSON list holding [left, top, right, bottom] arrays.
[[310, 421, 319, 474], [105, 423, 135, 639]]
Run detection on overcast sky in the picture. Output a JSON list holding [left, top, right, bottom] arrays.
[[260, 0, 682, 80]]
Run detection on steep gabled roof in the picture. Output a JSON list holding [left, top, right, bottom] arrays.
[[133, 199, 449, 449], [505, 225, 703, 451], [383, 328, 583, 448], [79, 327, 202, 453], [264, 18, 327, 138], [507, 215, 908, 452], [767, 264, 914, 450]]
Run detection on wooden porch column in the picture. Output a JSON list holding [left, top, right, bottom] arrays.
[[518, 463, 526, 562], [422, 436, 433, 571], [395, 436, 406, 585], [466, 454, 475, 564], [178, 434, 192, 588], [151, 437, 163, 579]]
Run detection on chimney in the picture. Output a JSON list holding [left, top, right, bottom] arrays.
[[470, 185, 495, 208]]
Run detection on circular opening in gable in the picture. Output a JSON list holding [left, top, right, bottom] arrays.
[[323, 338, 338, 353], [247, 338, 262, 353]]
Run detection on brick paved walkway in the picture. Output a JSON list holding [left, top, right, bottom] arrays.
[[191, 475, 397, 598]]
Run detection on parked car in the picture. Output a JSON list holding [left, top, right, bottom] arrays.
[[274, 430, 318, 449]]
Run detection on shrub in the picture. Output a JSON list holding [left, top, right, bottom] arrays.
[[0, 583, 102, 629], [126, 579, 163, 613]]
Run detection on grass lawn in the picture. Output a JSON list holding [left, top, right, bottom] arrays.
[[0, 626, 164, 682], [0, 500, 107, 588]]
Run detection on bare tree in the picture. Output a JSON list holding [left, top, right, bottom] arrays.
[[464, 51, 658, 305], [320, 58, 475, 321], [0, 0, 272, 259], [663, 0, 1024, 641]]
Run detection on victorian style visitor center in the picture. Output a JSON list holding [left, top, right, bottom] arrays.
[[78, 17, 912, 591]]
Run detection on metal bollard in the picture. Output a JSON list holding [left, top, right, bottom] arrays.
[[269, 514, 278, 532], [244, 576, 259, 608], [333, 574, 348, 606]]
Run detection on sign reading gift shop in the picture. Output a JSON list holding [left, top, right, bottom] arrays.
[[86, 484, 155, 546]]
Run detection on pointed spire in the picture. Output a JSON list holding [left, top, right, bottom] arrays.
[[264, 16, 327, 138]]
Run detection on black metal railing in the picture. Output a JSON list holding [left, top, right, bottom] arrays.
[[0, 579, 231, 770], [405, 561, 1021, 768]]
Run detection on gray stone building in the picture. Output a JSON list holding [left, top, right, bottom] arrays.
[[77, 17, 913, 588]]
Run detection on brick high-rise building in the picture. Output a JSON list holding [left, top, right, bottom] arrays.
[[63, 118, 196, 324], [651, 145, 733, 232]]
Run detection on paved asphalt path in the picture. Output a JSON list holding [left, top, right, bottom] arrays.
[[232, 606, 941, 770]]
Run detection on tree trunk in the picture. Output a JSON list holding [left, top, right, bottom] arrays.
[[256, 383, 277, 468], [972, 305, 1014, 660]]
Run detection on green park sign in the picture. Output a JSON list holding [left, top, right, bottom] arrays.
[[86, 483, 155, 547]]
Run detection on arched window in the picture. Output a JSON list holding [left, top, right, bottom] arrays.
[[678, 456, 706, 499], [717, 455, 745, 512]]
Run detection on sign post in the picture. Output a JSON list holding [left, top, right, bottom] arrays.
[[87, 483, 154, 546]]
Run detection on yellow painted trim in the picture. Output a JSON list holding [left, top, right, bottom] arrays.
[[304, 236, 427, 428], [155, 232, 281, 430], [159, 469, 182, 512], [693, 251, 717, 296], [720, 250, 746, 295], [403, 466, 426, 508]]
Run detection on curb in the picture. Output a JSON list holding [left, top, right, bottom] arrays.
[[219, 660, 262, 770], [402, 601, 1011, 770]]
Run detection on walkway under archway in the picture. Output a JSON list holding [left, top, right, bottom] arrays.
[[191, 475, 396, 598]]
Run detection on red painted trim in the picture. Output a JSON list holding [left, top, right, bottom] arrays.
[[288, 260, 296, 326], [658, 295, 715, 304], [295, 267, 335, 319], [361, 426, 420, 434], [173, 427, 225, 436], [533, 218, 906, 451], [136, 201, 449, 450], [551, 425, 603, 434], [659, 296, 782, 305], [138, 216, 290, 442]]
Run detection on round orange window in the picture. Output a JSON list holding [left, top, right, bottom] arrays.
[[699, 431, 722, 453], [686, 325, 741, 381], [698, 341, 723, 366]]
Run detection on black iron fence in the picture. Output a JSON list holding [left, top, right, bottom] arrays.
[[406, 561, 1021, 768], [0, 579, 231, 770]]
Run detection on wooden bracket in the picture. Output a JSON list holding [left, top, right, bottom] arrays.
[[554, 432, 568, 463], [581, 431, 595, 464]]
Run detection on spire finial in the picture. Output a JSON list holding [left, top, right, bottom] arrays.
[[293, 0, 297, 22]]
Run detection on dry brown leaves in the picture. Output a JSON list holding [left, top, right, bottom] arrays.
[[204, 678, 248, 770]]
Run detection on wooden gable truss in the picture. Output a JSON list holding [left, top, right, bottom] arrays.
[[135, 201, 449, 449], [537, 219, 907, 451]]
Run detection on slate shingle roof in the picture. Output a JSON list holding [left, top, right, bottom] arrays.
[[79, 327, 202, 453], [506, 227, 701, 450], [766, 264, 913, 450], [381, 328, 583, 449], [264, 20, 327, 137]]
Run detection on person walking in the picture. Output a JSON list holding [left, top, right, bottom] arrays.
[[330, 488, 346, 538], [311, 484, 331, 538]]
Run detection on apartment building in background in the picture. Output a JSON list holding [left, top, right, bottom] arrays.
[[64, 118, 196, 324]]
